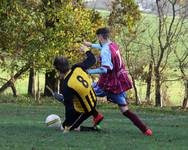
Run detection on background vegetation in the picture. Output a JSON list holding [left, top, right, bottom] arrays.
[[0, 0, 188, 107]]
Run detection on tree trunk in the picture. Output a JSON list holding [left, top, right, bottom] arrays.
[[145, 61, 153, 103], [0, 65, 29, 94], [44, 70, 58, 96], [154, 67, 162, 107], [10, 82, 17, 97], [182, 79, 188, 109], [0, 77, 17, 96], [131, 76, 141, 105], [35, 72, 41, 102], [28, 67, 36, 96]]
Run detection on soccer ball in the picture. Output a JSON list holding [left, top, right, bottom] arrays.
[[45, 114, 62, 129]]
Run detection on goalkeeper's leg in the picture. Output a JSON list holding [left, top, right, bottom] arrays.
[[92, 109, 104, 127], [91, 83, 105, 127]]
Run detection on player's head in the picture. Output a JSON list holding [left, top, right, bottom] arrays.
[[96, 27, 110, 42], [53, 56, 69, 75]]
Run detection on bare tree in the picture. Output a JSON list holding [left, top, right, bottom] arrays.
[[118, 20, 151, 105], [145, 60, 153, 103], [174, 36, 188, 109], [148, 0, 186, 106]]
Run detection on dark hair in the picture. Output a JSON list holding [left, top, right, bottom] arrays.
[[53, 56, 69, 74], [96, 27, 110, 40]]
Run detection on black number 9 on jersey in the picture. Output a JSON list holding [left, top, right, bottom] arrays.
[[77, 75, 89, 88]]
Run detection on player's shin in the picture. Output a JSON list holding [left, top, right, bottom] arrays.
[[123, 110, 147, 133], [91, 109, 104, 127]]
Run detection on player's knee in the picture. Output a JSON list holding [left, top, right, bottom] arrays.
[[119, 105, 129, 114]]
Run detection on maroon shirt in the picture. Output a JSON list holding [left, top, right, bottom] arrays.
[[98, 42, 132, 94]]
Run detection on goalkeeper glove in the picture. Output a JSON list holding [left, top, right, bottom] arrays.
[[53, 92, 64, 103]]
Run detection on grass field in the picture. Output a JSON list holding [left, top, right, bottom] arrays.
[[0, 103, 188, 150]]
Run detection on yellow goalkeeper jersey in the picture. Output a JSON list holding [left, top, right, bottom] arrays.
[[62, 66, 97, 113]]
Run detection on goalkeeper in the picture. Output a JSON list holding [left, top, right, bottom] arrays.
[[52, 46, 103, 132]]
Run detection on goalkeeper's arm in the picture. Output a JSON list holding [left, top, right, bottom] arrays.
[[46, 86, 64, 103]]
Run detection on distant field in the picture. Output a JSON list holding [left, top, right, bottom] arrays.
[[0, 70, 184, 106], [0, 70, 45, 95], [0, 103, 188, 150]]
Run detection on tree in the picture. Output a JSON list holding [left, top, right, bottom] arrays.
[[149, 0, 187, 106], [145, 60, 153, 103], [109, 0, 141, 33], [41, 0, 104, 96], [28, 67, 36, 96], [0, 0, 104, 96], [134, 0, 188, 107], [110, 0, 187, 106], [174, 36, 188, 109], [118, 24, 152, 105], [0, 1, 45, 95]]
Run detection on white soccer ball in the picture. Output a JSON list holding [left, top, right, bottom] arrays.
[[45, 114, 62, 129]]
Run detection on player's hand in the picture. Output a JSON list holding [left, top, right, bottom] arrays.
[[83, 41, 92, 47], [54, 92, 64, 103], [80, 45, 90, 53]]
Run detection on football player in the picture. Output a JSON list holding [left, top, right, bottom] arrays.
[[84, 27, 152, 136], [53, 46, 103, 132]]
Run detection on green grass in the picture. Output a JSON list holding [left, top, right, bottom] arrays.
[[0, 103, 188, 150]]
